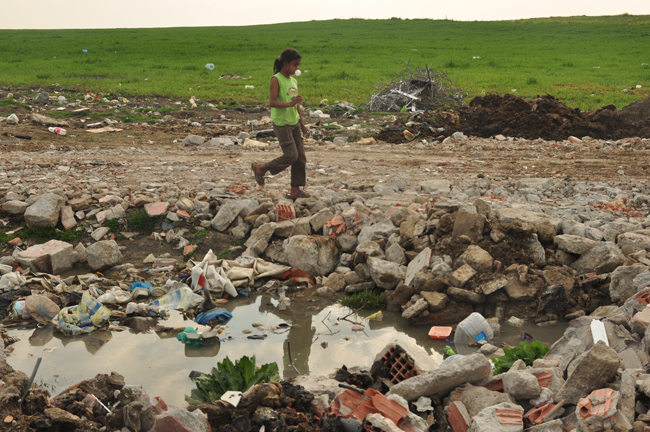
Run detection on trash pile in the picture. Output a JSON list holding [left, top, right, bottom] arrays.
[[366, 63, 467, 113]]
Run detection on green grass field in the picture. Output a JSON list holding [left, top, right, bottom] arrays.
[[0, 15, 649, 110]]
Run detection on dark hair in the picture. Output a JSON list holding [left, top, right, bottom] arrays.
[[273, 48, 301, 74]]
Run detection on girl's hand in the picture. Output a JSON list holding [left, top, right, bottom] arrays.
[[300, 122, 310, 138], [292, 96, 303, 106]]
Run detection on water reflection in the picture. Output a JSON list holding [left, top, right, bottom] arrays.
[[29, 326, 113, 355], [6, 292, 568, 407]]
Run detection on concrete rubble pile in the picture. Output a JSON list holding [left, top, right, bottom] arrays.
[[3, 172, 650, 430], [4, 94, 650, 430]]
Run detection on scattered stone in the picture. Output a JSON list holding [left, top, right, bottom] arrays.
[[570, 241, 626, 275], [24, 193, 64, 228], [367, 257, 406, 289], [555, 340, 620, 405], [86, 240, 124, 271], [455, 245, 493, 273], [285, 236, 340, 276], [16, 240, 76, 274]]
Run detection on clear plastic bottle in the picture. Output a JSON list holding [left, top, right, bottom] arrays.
[[48, 127, 66, 136]]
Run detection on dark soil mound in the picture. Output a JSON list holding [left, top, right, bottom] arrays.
[[377, 94, 650, 142], [456, 94, 650, 140]]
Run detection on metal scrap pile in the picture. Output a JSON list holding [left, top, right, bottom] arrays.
[[366, 63, 467, 112]]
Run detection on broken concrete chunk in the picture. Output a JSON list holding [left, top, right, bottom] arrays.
[[367, 257, 406, 290], [553, 234, 599, 255], [387, 353, 492, 400], [211, 200, 245, 232], [24, 193, 64, 229], [455, 245, 493, 273], [468, 402, 523, 432], [448, 264, 477, 287], [16, 240, 75, 275], [502, 371, 542, 399], [285, 235, 340, 277], [609, 264, 649, 303], [86, 240, 123, 271], [555, 340, 620, 405], [570, 241, 626, 275]]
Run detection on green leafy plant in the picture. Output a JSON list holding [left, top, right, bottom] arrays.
[[338, 289, 385, 310], [492, 341, 550, 375], [185, 355, 279, 405]]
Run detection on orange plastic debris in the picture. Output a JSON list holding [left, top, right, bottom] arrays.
[[428, 326, 453, 339], [279, 269, 315, 284]]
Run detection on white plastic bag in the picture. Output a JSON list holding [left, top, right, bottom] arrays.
[[0, 272, 26, 292]]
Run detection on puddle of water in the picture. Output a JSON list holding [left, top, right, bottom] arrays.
[[5, 292, 568, 407]]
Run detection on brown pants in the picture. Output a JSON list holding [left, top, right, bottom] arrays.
[[267, 123, 306, 188]]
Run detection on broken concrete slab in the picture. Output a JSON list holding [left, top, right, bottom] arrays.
[[24, 193, 64, 228], [555, 340, 620, 405], [285, 235, 340, 277], [15, 240, 76, 275], [86, 240, 123, 271], [387, 353, 492, 401]]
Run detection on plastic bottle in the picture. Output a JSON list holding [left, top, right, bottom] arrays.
[[453, 312, 494, 346], [205, 63, 215, 70], [48, 127, 66, 136]]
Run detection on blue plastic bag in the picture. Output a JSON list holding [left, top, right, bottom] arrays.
[[475, 332, 487, 342], [195, 308, 232, 325], [130, 282, 152, 292]]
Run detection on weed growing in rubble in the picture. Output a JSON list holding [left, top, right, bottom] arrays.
[[185, 355, 279, 405], [492, 341, 550, 375], [127, 209, 159, 232], [0, 224, 88, 244], [338, 289, 385, 310], [193, 230, 207, 239]]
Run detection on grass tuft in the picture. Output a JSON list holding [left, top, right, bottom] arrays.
[[127, 209, 160, 233], [338, 289, 385, 310]]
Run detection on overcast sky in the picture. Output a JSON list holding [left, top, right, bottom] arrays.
[[2, 0, 649, 29]]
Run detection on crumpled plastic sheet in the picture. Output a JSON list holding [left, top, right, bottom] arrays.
[[0, 271, 26, 292], [148, 286, 196, 315], [96, 288, 132, 304], [189, 249, 290, 297], [52, 291, 111, 336]]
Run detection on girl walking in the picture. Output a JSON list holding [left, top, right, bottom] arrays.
[[251, 48, 310, 200]]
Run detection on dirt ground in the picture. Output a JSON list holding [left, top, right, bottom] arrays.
[[0, 91, 649, 272], [1, 93, 650, 183]]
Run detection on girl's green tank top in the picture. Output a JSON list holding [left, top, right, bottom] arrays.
[[271, 73, 300, 126]]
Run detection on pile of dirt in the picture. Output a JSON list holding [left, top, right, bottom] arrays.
[[378, 94, 650, 142], [450, 94, 650, 140]]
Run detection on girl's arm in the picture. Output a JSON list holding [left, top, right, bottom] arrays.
[[297, 105, 310, 138], [270, 77, 301, 108]]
